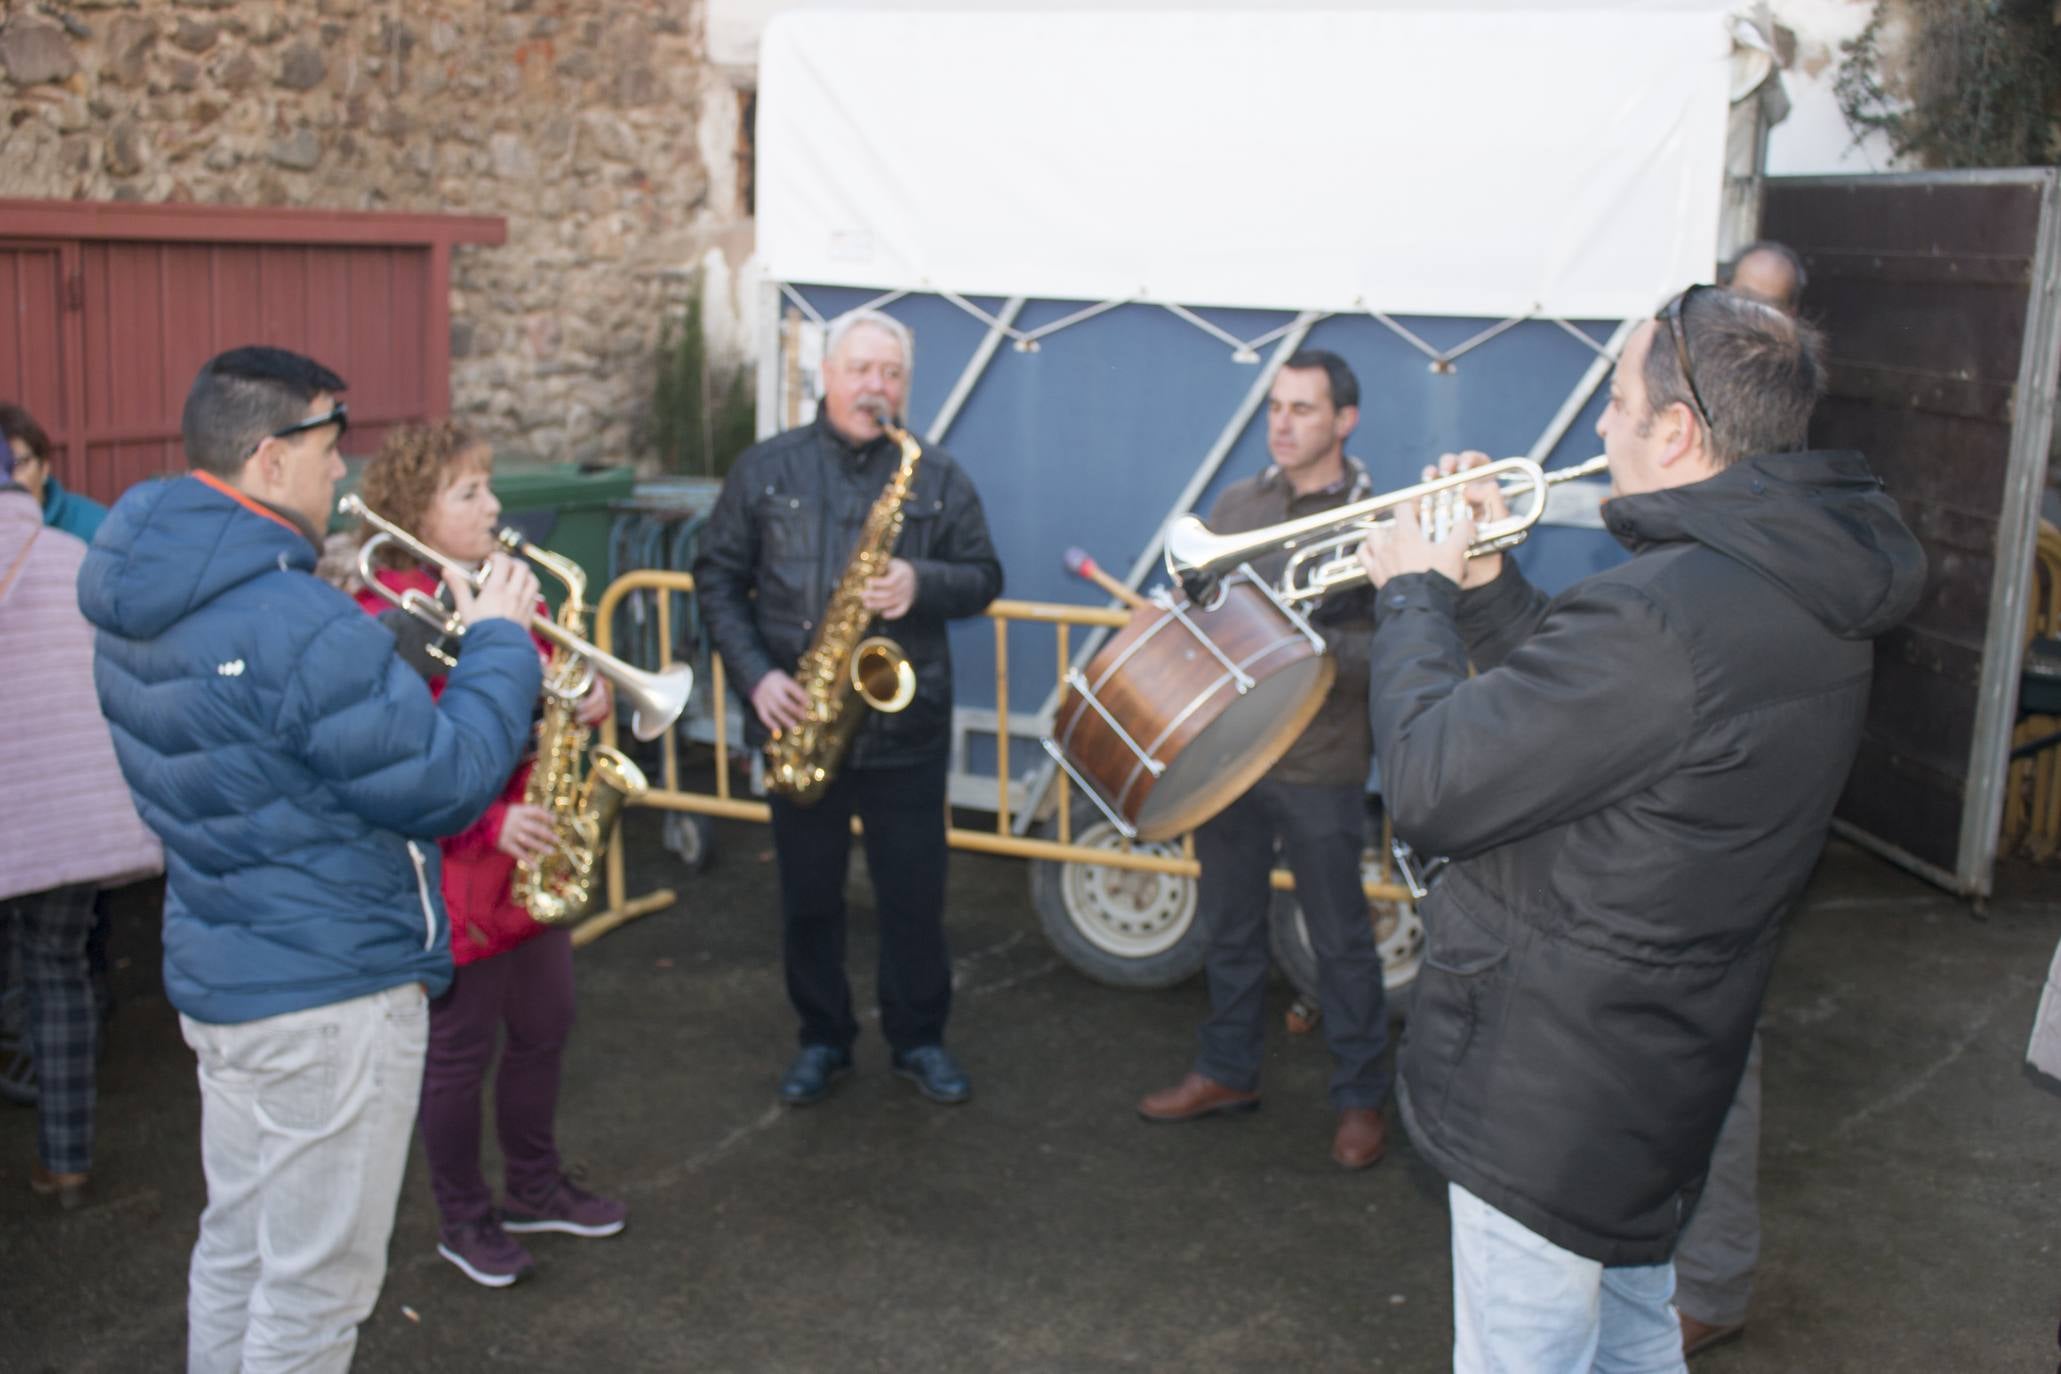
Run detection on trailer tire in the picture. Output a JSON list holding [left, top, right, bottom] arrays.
[[1030, 815, 1205, 989], [661, 812, 716, 874], [1266, 886, 1424, 1024]]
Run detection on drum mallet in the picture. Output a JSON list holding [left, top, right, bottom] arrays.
[[1065, 547, 1150, 610]]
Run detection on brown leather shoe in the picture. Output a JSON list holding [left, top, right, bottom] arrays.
[[1331, 1107, 1387, 1169], [1136, 1072, 1260, 1122], [1680, 1311, 1745, 1358], [30, 1162, 90, 1211]]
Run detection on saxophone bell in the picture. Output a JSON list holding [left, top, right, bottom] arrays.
[[853, 636, 917, 712]]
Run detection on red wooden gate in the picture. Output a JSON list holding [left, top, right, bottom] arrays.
[[0, 200, 504, 505]]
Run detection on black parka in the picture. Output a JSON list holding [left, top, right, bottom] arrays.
[[1369, 450, 1926, 1266], [694, 410, 1003, 771]]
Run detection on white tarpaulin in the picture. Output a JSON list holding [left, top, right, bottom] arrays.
[[757, 5, 1736, 320]]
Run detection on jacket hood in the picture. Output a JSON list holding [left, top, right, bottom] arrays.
[[1603, 450, 1927, 640], [78, 474, 318, 639]]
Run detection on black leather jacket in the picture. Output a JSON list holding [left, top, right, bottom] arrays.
[[694, 410, 1003, 771]]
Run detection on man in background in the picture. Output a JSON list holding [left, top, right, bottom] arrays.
[[1724, 241, 1806, 317], [1135, 349, 1390, 1171]]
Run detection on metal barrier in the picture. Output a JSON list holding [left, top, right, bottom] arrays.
[[577, 569, 1409, 941]]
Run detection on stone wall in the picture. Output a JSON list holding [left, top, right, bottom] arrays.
[[0, 0, 748, 467]]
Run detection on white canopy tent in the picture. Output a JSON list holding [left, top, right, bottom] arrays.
[[756, 4, 1741, 323]]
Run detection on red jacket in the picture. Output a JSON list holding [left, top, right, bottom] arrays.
[[355, 567, 550, 966]]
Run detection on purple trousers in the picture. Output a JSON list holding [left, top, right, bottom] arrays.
[[419, 927, 575, 1227]]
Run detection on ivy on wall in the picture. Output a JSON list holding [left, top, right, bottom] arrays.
[[1836, 0, 2061, 168], [653, 294, 755, 479]]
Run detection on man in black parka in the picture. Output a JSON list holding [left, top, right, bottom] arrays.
[[696, 309, 1002, 1109], [1355, 287, 1925, 1371]]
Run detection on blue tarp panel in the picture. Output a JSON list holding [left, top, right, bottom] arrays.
[[780, 285, 1631, 787]]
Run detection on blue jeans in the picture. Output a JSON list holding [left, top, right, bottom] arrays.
[[1449, 1183, 1688, 1374]]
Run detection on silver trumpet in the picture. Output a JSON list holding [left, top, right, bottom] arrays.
[[339, 493, 693, 743], [1165, 454, 1610, 602]]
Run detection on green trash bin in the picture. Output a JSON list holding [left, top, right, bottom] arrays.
[[489, 463, 637, 613]]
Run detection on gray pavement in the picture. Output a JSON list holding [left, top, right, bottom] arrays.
[[3, 813, 2057, 1372]]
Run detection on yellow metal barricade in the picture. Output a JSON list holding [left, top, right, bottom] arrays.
[[576, 570, 1410, 941], [2002, 521, 2061, 862]]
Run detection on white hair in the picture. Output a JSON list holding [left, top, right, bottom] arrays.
[[825, 308, 914, 379]]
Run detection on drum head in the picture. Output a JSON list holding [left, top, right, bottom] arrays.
[[1132, 653, 1336, 840]]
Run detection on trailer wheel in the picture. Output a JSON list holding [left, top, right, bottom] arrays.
[[661, 812, 716, 873], [1030, 816, 1205, 988], [1267, 883, 1424, 1023]]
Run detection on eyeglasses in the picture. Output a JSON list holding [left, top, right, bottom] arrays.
[[1658, 287, 1716, 439], [269, 402, 349, 444]]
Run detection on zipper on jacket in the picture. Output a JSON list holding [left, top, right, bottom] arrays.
[[406, 841, 438, 951]]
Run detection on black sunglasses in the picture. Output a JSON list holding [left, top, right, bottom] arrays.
[[256, 402, 350, 455], [1657, 286, 1716, 439]]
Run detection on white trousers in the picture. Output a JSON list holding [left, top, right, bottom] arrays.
[[180, 983, 428, 1374], [1450, 1183, 1689, 1374]]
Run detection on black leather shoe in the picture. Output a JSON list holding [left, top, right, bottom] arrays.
[[892, 1045, 971, 1104], [778, 1044, 852, 1106]]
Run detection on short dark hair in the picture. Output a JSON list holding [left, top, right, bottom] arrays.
[[182, 346, 348, 478], [1642, 288, 1826, 468], [1280, 349, 1360, 413], [1725, 240, 1808, 312], [0, 402, 52, 466]]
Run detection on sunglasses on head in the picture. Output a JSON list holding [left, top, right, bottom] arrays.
[[1657, 286, 1716, 439], [252, 403, 349, 459]]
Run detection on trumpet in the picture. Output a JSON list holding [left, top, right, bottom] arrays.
[[1165, 454, 1609, 602], [339, 493, 693, 743]]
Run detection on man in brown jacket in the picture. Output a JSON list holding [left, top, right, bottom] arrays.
[[1137, 349, 1389, 1169]]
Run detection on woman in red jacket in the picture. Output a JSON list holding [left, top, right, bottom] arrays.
[[354, 422, 627, 1289]]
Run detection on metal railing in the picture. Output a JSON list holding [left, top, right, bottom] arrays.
[[579, 569, 1408, 937]]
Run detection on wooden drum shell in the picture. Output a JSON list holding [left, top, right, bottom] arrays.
[[1049, 571, 1334, 841]]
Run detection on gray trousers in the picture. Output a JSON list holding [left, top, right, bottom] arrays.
[[1674, 1031, 1762, 1327], [1193, 779, 1389, 1109]]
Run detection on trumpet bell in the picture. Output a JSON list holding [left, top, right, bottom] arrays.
[[621, 662, 695, 743]]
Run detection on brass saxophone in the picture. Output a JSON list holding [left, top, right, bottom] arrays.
[[510, 545, 651, 925], [764, 414, 921, 805]]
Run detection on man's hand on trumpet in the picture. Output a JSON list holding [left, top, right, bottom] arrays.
[[447, 552, 542, 627], [1356, 451, 1507, 591]]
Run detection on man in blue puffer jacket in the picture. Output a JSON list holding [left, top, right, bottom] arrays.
[[78, 346, 544, 1374]]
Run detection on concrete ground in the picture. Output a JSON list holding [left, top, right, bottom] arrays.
[[3, 811, 2058, 1372]]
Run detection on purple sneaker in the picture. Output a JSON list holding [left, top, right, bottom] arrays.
[[436, 1216, 535, 1288], [501, 1175, 628, 1238]]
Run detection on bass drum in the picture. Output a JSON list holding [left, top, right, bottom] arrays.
[[1045, 567, 1333, 841]]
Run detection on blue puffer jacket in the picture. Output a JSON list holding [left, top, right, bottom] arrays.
[[78, 473, 543, 1025]]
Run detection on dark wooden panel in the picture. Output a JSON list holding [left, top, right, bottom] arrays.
[[1837, 746, 1963, 874], [1808, 279, 2028, 384], [1866, 638, 1980, 776], [1767, 174, 2051, 885], [1825, 358, 2013, 425], [1763, 180, 2044, 261], [1810, 397, 2010, 524], [1805, 248, 2031, 289]]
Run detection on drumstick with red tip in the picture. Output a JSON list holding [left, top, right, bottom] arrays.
[[1064, 547, 1150, 610]]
